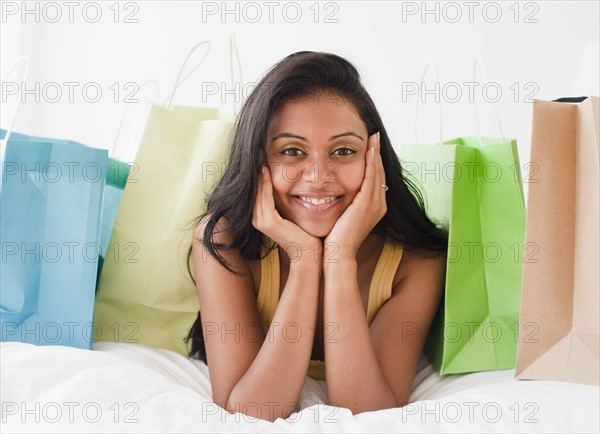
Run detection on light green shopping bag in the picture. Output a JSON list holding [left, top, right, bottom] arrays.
[[94, 106, 232, 355], [97, 79, 161, 283], [400, 60, 526, 374], [402, 137, 525, 374], [94, 40, 238, 355]]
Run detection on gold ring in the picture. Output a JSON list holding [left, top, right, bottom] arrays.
[[381, 184, 389, 192]]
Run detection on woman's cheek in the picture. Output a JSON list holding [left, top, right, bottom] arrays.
[[340, 163, 365, 193], [269, 162, 296, 187], [268, 166, 291, 215], [275, 167, 294, 196]]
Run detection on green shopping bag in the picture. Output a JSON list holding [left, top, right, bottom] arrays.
[[97, 79, 161, 283], [96, 158, 130, 280], [94, 40, 238, 355], [94, 106, 233, 354], [402, 137, 525, 374], [400, 60, 526, 374]]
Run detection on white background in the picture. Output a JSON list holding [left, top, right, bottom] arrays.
[[1, 1, 599, 181]]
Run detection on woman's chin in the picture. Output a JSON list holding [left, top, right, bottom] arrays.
[[298, 221, 334, 239]]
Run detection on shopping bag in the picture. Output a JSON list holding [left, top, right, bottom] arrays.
[[0, 130, 108, 349], [402, 136, 526, 374], [97, 78, 162, 282], [400, 60, 526, 374], [515, 96, 599, 386], [0, 130, 130, 283], [93, 104, 233, 355], [94, 39, 243, 355], [97, 158, 130, 280]]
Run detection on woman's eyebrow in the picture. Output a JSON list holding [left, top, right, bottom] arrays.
[[272, 132, 307, 142], [271, 131, 365, 142], [328, 131, 365, 142]]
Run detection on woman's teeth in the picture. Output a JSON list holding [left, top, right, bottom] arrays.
[[298, 196, 337, 205]]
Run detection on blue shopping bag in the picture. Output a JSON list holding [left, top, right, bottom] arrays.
[[0, 129, 108, 349], [0, 130, 130, 285]]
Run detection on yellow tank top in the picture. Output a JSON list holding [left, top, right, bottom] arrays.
[[256, 236, 404, 380]]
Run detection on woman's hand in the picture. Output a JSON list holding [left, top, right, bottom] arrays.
[[252, 165, 323, 265], [324, 132, 387, 261]]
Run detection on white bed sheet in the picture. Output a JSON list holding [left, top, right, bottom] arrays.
[[1, 341, 598, 433]]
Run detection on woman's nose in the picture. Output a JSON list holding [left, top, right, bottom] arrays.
[[301, 156, 338, 184]]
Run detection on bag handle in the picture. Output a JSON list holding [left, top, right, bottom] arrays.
[[111, 35, 243, 159], [162, 36, 244, 113], [1, 55, 30, 148], [229, 33, 243, 115], [554, 96, 588, 103], [1, 55, 31, 192], [473, 56, 505, 144], [111, 79, 161, 158], [415, 61, 443, 145], [163, 41, 211, 109]]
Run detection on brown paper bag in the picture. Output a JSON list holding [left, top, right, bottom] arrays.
[[515, 96, 599, 386]]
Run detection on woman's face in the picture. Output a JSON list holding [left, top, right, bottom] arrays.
[[266, 93, 369, 238]]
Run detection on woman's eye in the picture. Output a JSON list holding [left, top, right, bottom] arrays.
[[332, 147, 356, 156], [280, 147, 304, 157]]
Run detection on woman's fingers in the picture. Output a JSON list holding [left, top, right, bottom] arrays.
[[254, 166, 272, 227], [364, 132, 386, 217], [262, 165, 280, 223], [375, 132, 387, 218], [362, 132, 384, 201], [253, 165, 320, 253], [376, 132, 386, 190], [252, 168, 263, 229], [361, 133, 377, 194], [255, 165, 287, 238], [258, 166, 267, 216]]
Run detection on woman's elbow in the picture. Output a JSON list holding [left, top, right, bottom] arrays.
[[223, 395, 296, 422]]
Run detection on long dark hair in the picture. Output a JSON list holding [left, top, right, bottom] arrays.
[[185, 51, 448, 363]]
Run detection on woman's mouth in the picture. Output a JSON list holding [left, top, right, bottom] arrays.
[[292, 195, 343, 213]]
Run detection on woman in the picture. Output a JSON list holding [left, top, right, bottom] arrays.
[[187, 51, 448, 421]]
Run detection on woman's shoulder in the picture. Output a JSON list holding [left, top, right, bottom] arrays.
[[193, 214, 232, 243], [386, 238, 446, 297], [193, 215, 256, 277]]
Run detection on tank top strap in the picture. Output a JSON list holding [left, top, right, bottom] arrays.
[[257, 236, 404, 328], [256, 238, 279, 330], [366, 238, 404, 325]]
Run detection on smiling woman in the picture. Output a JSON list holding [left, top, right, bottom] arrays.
[[268, 95, 368, 238], [185, 51, 448, 421]]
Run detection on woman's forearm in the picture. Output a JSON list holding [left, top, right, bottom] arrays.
[[323, 257, 397, 414], [225, 257, 320, 421]]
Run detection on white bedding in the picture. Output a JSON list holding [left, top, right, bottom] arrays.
[[1, 341, 598, 433]]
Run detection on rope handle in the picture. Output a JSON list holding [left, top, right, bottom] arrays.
[[415, 61, 443, 145], [473, 56, 505, 144]]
